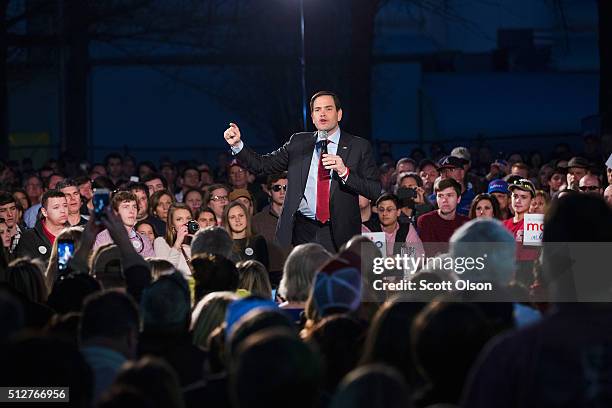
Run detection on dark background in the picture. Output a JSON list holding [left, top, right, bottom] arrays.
[[0, 0, 605, 165]]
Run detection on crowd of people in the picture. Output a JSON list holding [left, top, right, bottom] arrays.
[[0, 134, 612, 407]]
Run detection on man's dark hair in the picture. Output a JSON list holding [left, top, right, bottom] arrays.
[[44, 173, 65, 189], [434, 178, 461, 197], [191, 253, 239, 302], [231, 329, 321, 408], [375, 193, 400, 209], [141, 173, 168, 189], [111, 191, 138, 212], [267, 173, 288, 190], [79, 290, 140, 342], [41, 189, 67, 209], [181, 166, 200, 179], [74, 175, 92, 187], [191, 226, 233, 259], [126, 182, 148, 196], [55, 178, 78, 191], [23, 174, 43, 188], [0, 191, 16, 206], [310, 91, 342, 111], [105, 153, 123, 167], [140, 272, 190, 332], [93, 176, 116, 191]]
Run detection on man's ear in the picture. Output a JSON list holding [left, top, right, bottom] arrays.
[[337, 108, 343, 122], [40, 207, 48, 219]]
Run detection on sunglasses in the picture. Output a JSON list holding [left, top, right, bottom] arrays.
[[271, 185, 287, 192], [579, 185, 600, 192]]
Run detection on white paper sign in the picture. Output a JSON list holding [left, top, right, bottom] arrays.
[[523, 214, 544, 246], [606, 153, 612, 170], [362, 232, 386, 256]]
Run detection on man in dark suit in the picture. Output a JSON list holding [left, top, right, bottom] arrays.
[[224, 91, 380, 252]]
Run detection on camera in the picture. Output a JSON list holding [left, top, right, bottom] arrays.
[[397, 187, 417, 200], [187, 220, 200, 235]]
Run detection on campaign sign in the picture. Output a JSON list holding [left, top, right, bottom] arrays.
[[523, 214, 544, 246], [362, 232, 386, 256]]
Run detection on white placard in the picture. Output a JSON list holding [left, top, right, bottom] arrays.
[[523, 214, 544, 246], [606, 153, 612, 169], [362, 232, 386, 256]]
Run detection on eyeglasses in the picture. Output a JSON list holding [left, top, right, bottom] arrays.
[[271, 185, 287, 192], [211, 195, 228, 202], [579, 185, 600, 192]]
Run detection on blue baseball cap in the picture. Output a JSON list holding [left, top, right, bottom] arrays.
[[487, 179, 509, 194]]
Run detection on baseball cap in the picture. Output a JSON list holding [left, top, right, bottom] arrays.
[[229, 189, 252, 202], [312, 252, 362, 317], [227, 158, 246, 170], [436, 155, 467, 170], [487, 179, 509, 195], [507, 178, 536, 198], [450, 146, 471, 162]]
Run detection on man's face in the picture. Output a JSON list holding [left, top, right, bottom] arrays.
[[145, 178, 164, 195], [436, 187, 460, 215], [42, 197, 68, 226], [60, 186, 82, 215], [236, 197, 253, 215], [311, 95, 342, 133], [607, 167, 612, 185], [116, 200, 138, 228], [107, 158, 123, 178], [377, 200, 399, 227], [269, 179, 287, 206], [578, 174, 601, 195], [197, 211, 216, 229], [511, 190, 532, 215], [161, 166, 176, 184], [78, 181, 93, 201], [91, 165, 107, 179], [440, 167, 464, 185], [48, 175, 64, 190], [0, 201, 17, 228], [491, 192, 509, 211], [229, 166, 247, 189], [208, 188, 229, 219], [183, 169, 200, 189], [25, 177, 43, 200], [132, 189, 149, 219], [419, 165, 438, 189], [567, 167, 587, 188], [604, 186, 612, 208]]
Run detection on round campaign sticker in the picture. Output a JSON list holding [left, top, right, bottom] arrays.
[[133, 240, 142, 251], [245, 247, 254, 256], [38, 246, 47, 255]]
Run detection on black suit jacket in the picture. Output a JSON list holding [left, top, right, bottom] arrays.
[[237, 130, 380, 249]]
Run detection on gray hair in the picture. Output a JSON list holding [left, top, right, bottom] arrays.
[[278, 243, 332, 302], [191, 226, 234, 259], [450, 218, 516, 285]]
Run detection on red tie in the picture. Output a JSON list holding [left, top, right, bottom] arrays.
[[316, 140, 330, 223]]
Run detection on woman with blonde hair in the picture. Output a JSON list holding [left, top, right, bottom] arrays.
[[236, 260, 272, 299], [222, 201, 268, 268], [153, 203, 195, 278], [44, 227, 83, 291], [190, 291, 238, 350]]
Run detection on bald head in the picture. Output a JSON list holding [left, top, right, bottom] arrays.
[[579, 173, 601, 195], [604, 185, 612, 208]]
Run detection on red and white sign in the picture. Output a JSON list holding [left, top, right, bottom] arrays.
[[523, 213, 544, 246]]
